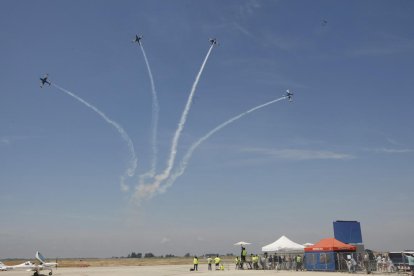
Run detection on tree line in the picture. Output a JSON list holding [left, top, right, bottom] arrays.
[[125, 252, 176, 258]]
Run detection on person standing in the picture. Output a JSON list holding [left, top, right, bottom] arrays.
[[234, 256, 240, 270], [364, 253, 371, 274], [241, 247, 247, 269], [295, 255, 302, 271], [207, 256, 213, 271], [406, 254, 414, 276], [214, 255, 221, 270], [193, 256, 199, 271]]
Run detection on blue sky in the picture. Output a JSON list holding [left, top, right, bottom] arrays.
[[1, 0, 413, 258]]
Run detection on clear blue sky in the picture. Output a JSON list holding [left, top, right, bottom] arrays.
[[1, 0, 413, 258]]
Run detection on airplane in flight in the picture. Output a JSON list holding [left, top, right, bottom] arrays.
[[209, 38, 218, 45], [0, 252, 57, 276], [40, 74, 51, 88], [286, 89, 293, 101], [132, 34, 143, 45]]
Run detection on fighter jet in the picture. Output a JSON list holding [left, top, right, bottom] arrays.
[[209, 38, 218, 45], [40, 74, 51, 88], [132, 34, 143, 45], [286, 89, 293, 101]]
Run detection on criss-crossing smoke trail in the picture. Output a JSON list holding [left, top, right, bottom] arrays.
[[159, 96, 288, 194], [133, 44, 215, 201], [138, 43, 159, 178], [52, 83, 138, 192]]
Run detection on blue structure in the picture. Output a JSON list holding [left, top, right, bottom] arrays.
[[333, 220, 363, 244], [305, 252, 337, 271]]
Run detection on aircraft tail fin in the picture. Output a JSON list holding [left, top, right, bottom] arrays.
[[36, 251, 46, 264]]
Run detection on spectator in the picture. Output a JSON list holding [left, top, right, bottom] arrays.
[[193, 256, 199, 271], [214, 255, 221, 270], [207, 256, 212, 271]]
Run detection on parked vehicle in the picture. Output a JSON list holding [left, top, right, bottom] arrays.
[[389, 251, 414, 272]]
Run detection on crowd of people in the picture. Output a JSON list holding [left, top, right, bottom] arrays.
[[191, 249, 414, 274], [192, 248, 304, 271]]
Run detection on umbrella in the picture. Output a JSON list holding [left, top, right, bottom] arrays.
[[234, 241, 251, 246]]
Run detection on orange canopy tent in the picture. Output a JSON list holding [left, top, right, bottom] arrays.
[[304, 237, 356, 252]]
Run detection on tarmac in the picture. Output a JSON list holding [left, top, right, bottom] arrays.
[[0, 265, 364, 276]]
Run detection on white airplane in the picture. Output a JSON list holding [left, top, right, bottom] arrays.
[[0, 261, 37, 272], [0, 252, 57, 276], [35, 251, 58, 276]]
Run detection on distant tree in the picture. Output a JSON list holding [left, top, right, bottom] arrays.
[[165, 254, 175, 258], [127, 252, 142, 258], [184, 253, 191, 257], [144, 253, 155, 258]]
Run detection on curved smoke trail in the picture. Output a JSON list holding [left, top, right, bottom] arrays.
[[159, 96, 288, 194], [52, 83, 138, 192], [133, 44, 215, 202], [138, 43, 159, 178], [161, 44, 214, 180]]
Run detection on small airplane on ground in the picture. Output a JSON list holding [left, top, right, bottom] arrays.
[[0, 261, 36, 272], [40, 74, 51, 88], [132, 34, 143, 45], [286, 89, 293, 101], [0, 252, 57, 276], [34, 251, 58, 276], [209, 38, 218, 45]]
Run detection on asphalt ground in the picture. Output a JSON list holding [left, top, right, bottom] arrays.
[[0, 265, 367, 276]]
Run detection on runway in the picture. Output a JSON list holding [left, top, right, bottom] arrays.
[[0, 265, 350, 276]]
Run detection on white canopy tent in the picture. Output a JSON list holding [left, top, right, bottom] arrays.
[[262, 235, 305, 253]]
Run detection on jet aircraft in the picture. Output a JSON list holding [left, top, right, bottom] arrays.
[[132, 34, 143, 45], [209, 38, 218, 45], [286, 90, 293, 101], [40, 74, 51, 88]]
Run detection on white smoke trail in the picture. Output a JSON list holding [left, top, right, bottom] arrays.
[[159, 96, 288, 194], [133, 44, 215, 201], [161, 44, 214, 178], [138, 43, 159, 178], [52, 83, 138, 192]]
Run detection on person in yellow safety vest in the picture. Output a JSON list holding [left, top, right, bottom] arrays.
[[220, 263, 225, 270], [193, 256, 199, 271], [214, 255, 221, 270], [235, 256, 241, 270], [252, 254, 259, 270], [295, 255, 302, 271], [241, 247, 247, 265], [207, 256, 213, 271]]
